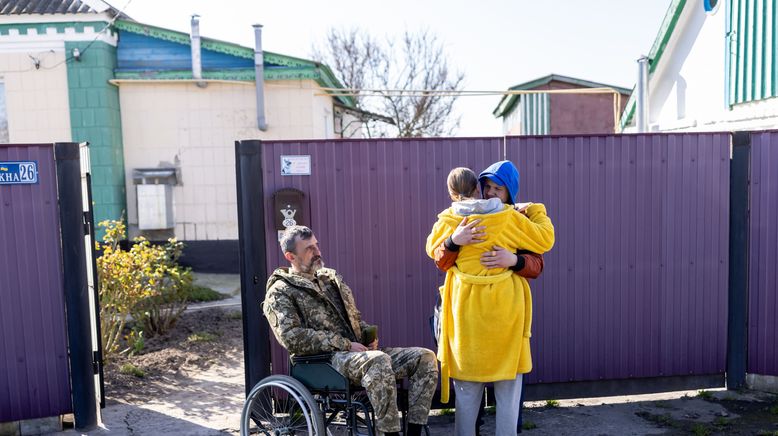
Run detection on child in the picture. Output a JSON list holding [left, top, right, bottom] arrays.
[[446, 167, 504, 216]]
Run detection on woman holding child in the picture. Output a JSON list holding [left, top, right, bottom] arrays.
[[425, 162, 555, 436]]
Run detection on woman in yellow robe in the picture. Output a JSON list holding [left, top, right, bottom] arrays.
[[426, 165, 554, 436]]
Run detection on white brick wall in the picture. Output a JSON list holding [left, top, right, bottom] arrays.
[[0, 49, 72, 143], [120, 79, 346, 240]]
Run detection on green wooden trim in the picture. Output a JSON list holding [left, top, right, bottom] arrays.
[[494, 73, 630, 118], [115, 67, 323, 82], [727, 0, 778, 106], [647, 0, 688, 74], [0, 21, 112, 36], [507, 74, 631, 94], [115, 69, 256, 81], [114, 19, 190, 45]]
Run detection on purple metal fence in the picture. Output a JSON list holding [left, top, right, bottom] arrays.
[[748, 131, 778, 377], [0, 144, 72, 422], [260, 133, 731, 386], [507, 133, 731, 384]]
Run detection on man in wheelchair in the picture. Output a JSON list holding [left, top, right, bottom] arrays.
[[263, 226, 438, 436]]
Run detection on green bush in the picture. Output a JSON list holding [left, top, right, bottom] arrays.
[[97, 219, 191, 359], [119, 363, 145, 378], [187, 332, 219, 343], [184, 284, 225, 302]]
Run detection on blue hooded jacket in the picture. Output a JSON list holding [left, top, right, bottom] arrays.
[[478, 160, 519, 205]]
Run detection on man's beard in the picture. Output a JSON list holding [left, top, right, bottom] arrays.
[[300, 256, 324, 274]]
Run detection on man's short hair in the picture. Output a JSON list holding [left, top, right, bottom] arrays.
[[279, 225, 313, 253]]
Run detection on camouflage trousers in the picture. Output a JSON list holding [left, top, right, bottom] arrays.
[[331, 347, 438, 433]]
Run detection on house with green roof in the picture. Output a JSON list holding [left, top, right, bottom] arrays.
[[620, 0, 778, 132], [0, 0, 371, 270], [493, 74, 630, 135]]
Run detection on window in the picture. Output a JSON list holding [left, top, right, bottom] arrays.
[[704, 0, 720, 14], [727, 0, 777, 105]]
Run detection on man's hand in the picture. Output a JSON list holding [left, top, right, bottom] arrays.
[[481, 245, 518, 269], [367, 339, 378, 351], [451, 217, 486, 246], [349, 342, 368, 352], [515, 202, 534, 214]]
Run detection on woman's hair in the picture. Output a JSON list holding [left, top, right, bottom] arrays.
[[447, 167, 478, 201]]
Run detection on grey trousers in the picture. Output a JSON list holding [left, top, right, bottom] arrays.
[[454, 375, 524, 436]]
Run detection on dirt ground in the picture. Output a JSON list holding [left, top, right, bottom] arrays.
[[104, 308, 244, 405], [87, 305, 778, 436]]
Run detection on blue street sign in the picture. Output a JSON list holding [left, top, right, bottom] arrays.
[[0, 161, 38, 185]]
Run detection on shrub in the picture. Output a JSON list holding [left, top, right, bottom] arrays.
[[119, 363, 145, 378], [187, 332, 219, 343], [97, 220, 147, 358], [184, 283, 225, 302], [127, 236, 191, 335], [97, 219, 191, 358]]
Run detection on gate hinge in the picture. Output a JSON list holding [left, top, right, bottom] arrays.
[[93, 351, 101, 374], [83, 211, 92, 236]]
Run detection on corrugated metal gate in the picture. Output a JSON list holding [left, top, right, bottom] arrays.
[[748, 131, 778, 377], [0, 143, 100, 428], [0, 144, 72, 422], [237, 132, 734, 398]]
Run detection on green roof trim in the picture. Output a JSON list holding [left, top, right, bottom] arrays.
[[0, 21, 112, 36], [115, 69, 256, 81], [493, 74, 632, 118], [113, 19, 355, 107], [619, 0, 687, 131]]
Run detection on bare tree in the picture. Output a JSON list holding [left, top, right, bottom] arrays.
[[312, 28, 464, 137], [312, 28, 382, 109]]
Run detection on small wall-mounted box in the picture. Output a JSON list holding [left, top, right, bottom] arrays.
[[133, 168, 177, 230]]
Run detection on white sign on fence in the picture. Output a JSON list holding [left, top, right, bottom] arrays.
[[280, 155, 311, 176]]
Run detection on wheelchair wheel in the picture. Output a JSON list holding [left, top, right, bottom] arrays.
[[240, 375, 325, 435]]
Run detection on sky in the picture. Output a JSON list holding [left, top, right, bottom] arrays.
[[119, 0, 671, 137]]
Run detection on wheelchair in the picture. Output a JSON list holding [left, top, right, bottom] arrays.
[[240, 353, 430, 435]]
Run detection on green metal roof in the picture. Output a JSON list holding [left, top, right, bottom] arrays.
[[113, 19, 356, 107], [493, 74, 632, 118], [618, 0, 688, 131]]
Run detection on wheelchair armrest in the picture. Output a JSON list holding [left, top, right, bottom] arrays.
[[290, 353, 334, 364]]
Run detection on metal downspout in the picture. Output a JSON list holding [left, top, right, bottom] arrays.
[[636, 55, 650, 132], [191, 15, 206, 88], [253, 24, 268, 131]]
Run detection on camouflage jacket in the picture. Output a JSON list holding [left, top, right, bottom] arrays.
[[263, 267, 370, 356]]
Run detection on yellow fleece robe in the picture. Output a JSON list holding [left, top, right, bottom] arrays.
[[425, 204, 555, 403]]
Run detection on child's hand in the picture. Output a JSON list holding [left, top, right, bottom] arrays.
[[451, 217, 486, 246]]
